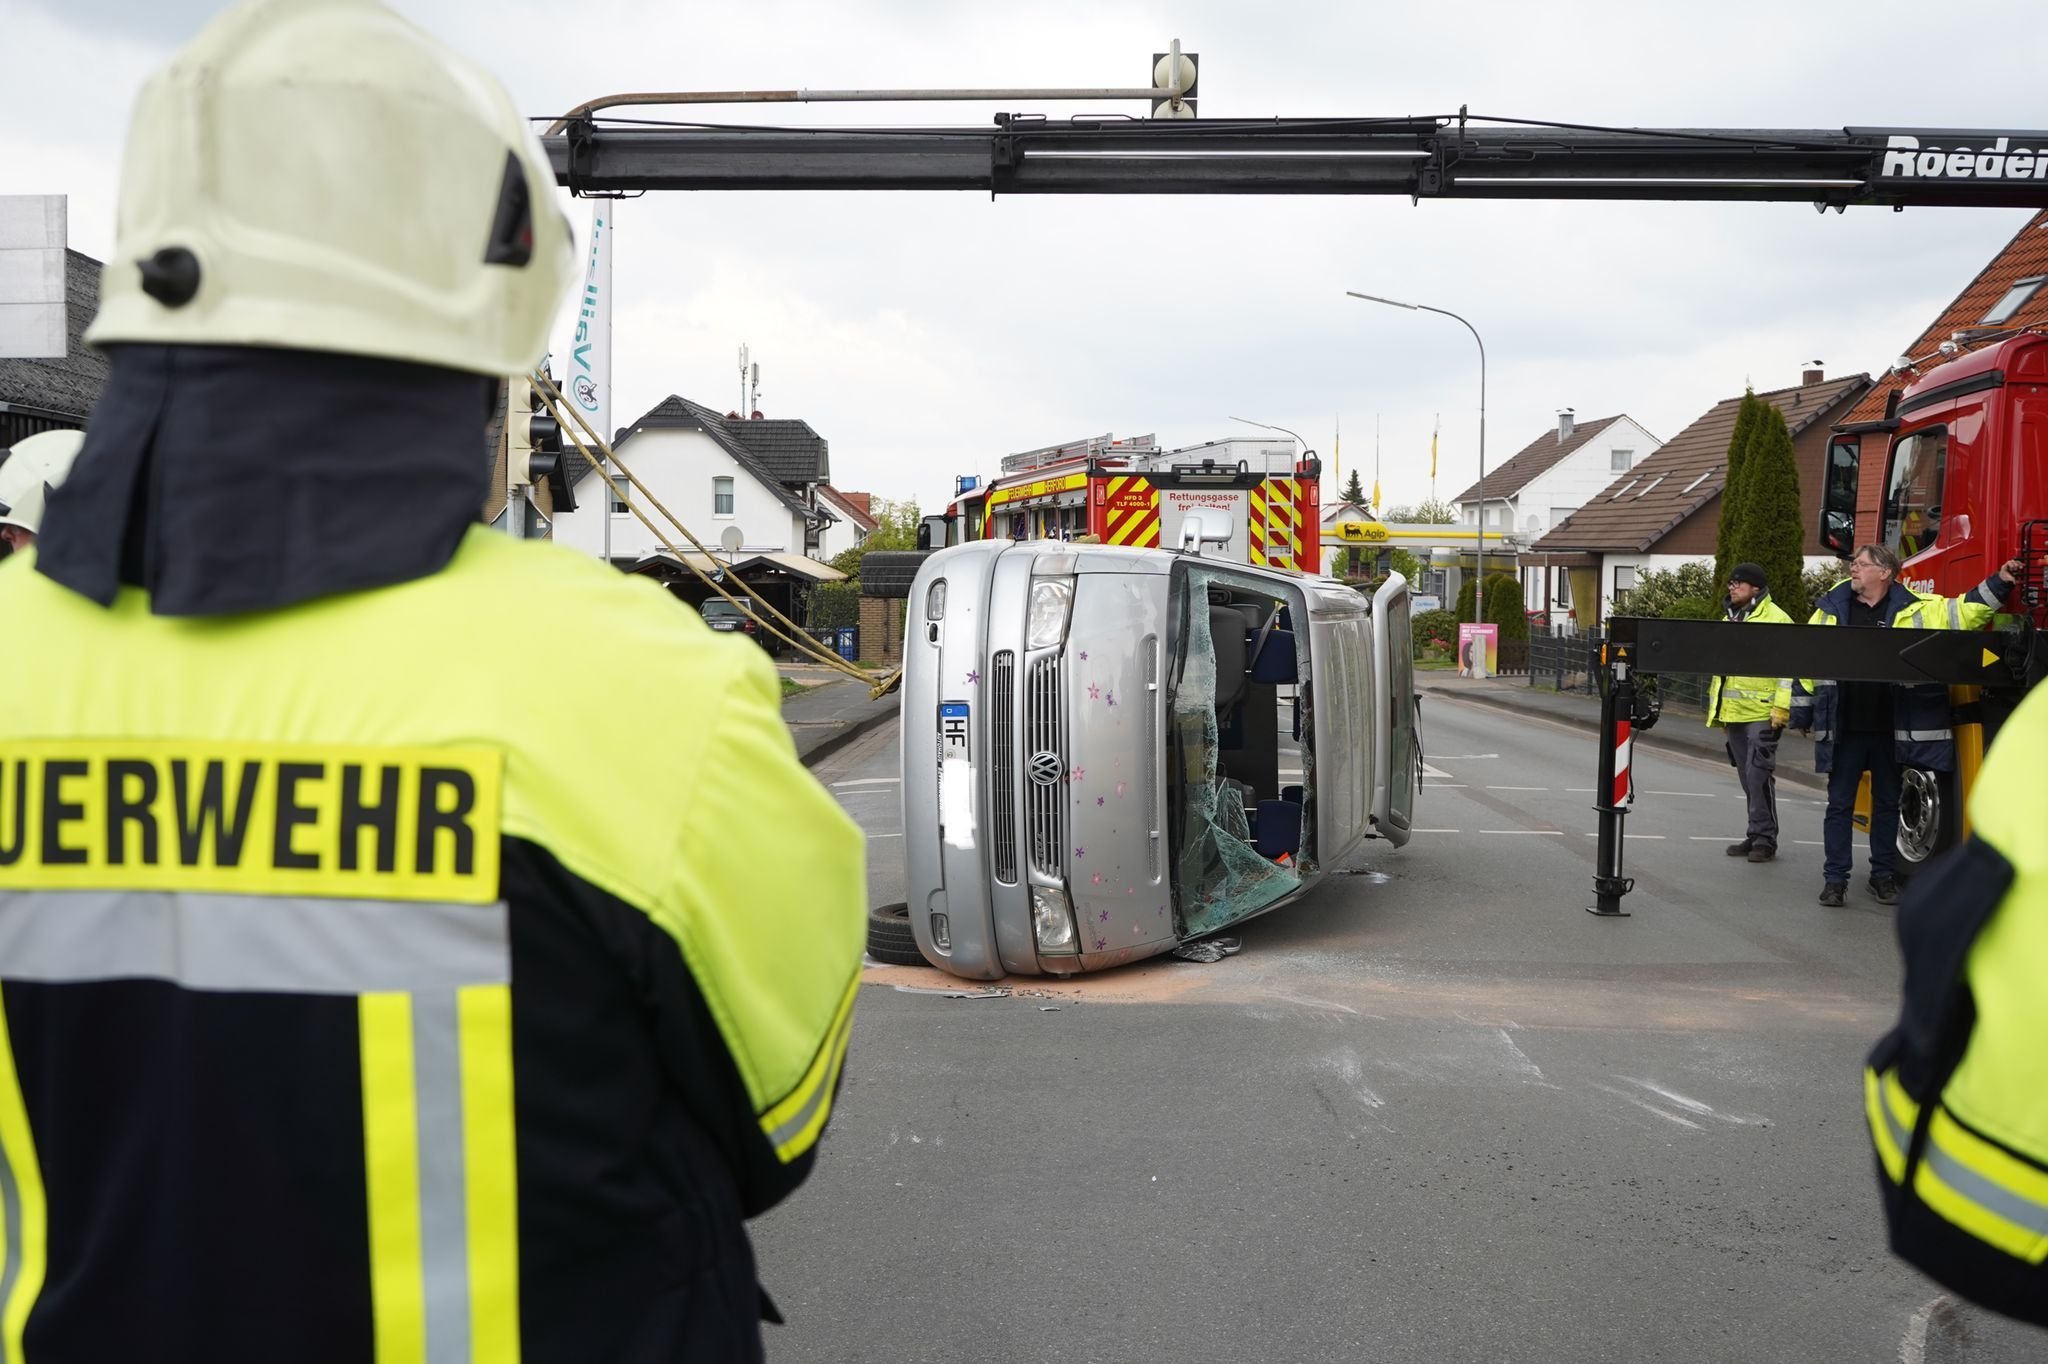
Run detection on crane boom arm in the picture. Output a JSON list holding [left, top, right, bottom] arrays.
[[543, 118, 2048, 207]]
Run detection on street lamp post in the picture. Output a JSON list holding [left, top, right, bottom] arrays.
[[1346, 291, 1487, 627]]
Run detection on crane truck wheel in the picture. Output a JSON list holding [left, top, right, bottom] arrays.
[[1894, 766, 1958, 875]]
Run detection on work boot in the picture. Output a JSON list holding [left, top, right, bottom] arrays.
[[1725, 839, 1754, 857], [1818, 882, 1847, 907], [1746, 846, 1776, 863], [1868, 875, 1901, 906]]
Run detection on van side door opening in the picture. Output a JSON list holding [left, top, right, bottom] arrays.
[[1166, 564, 1312, 939]]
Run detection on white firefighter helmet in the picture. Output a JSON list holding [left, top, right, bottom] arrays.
[[0, 429, 86, 538], [86, 0, 573, 379]]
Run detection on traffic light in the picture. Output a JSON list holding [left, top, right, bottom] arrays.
[[1151, 49, 1197, 119], [508, 373, 564, 485]]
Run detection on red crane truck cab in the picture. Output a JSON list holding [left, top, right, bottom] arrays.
[[1821, 328, 2048, 865]]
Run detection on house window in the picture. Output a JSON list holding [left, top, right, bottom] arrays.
[[1548, 507, 1572, 530], [1982, 276, 2045, 325], [1613, 563, 1637, 607], [714, 476, 735, 517], [1610, 449, 1635, 472], [606, 464, 630, 515]]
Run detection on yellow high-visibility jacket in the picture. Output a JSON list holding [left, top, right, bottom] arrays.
[[0, 529, 866, 1362], [1865, 683, 2048, 1327], [1705, 593, 1793, 727]]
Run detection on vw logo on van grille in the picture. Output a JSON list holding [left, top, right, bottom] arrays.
[[1028, 751, 1065, 786]]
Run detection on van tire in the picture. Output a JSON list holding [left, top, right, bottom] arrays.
[[866, 902, 928, 967]]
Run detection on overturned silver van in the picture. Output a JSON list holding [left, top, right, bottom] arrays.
[[899, 540, 1419, 979]]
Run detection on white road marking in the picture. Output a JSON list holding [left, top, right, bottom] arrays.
[[1564, 787, 1595, 793], [1482, 830, 1565, 836], [833, 777, 901, 787], [1413, 828, 1462, 834], [1898, 1295, 1959, 1364], [1421, 762, 1455, 779], [1432, 754, 1499, 760], [1423, 782, 1466, 788], [1583, 833, 1665, 839], [1486, 785, 1548, 791], [1688, 836, 1742, 842], [1644, 790, 1716, 798], [1794, 840, 1825, 846], [867, 833, 904, 840]]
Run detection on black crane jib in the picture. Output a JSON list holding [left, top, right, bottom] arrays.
[[543, 119, 2048, 208]]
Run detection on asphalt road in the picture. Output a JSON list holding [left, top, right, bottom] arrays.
[[752, 696, 2041, 1363]]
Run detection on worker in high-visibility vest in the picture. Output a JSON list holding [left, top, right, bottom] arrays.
[[1704, 562, 1792, 863], [1865, 681, 2048, 1326], [0, 2, 863, 1359]]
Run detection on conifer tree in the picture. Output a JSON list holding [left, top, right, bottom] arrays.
[[1732, 404, 1809, 622], [1715, 390, 1763, 591], [1341, 469, 1367, 506]]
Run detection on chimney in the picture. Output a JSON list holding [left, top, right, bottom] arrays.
[[1802, 361, 1825, 386], [1556, 408, 1575, 442]]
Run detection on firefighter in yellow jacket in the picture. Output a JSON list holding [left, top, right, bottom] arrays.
[[0, 2, 864, 1360], [1866, 682, 2048, 1326], [1704, 562, 1793, 862]]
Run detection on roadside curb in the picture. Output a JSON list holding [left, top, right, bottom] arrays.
[[785, 681, 901, 769], [1422, 684, 1829, 794]]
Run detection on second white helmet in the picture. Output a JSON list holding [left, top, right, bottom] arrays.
[[0, 429, 86, 538]]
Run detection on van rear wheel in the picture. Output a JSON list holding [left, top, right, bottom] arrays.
[[866, 902, 928, 967], [1895, 767, 1957, 874]]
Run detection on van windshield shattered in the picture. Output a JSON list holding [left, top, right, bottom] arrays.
[[1165, 564, 1303, 937]]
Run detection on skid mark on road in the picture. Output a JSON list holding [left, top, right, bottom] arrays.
[[1615, 1077, 1770, 1127], [1591, 1081, 1705, 1130]]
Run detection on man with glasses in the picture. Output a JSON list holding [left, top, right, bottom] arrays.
[[1791, 544, 2024, 907], [1706, 563, 1792, 862]]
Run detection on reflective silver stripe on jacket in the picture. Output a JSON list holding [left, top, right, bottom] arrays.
[[1871, 1084, 2048, 1237], [1896, 728, 1954, 744], [1970, 580, 2003, 609], [0, 891, 511, 993]]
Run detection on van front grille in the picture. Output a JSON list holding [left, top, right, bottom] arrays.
[[1025, 655, 1065, 877], [990, 651, 1018, 883]]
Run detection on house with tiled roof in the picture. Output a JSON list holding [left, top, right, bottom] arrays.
[[815, 483, 880, 559], [1530, 369, 1871, 626], [551, 395, 830, 566], [0, 250, 108, 448], [1832, 210, 2048, 545], [1450, 410, 1661, 607]]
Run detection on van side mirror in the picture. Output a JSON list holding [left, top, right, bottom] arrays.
[[1820, 438, 1860, 560], [1179, 512, 1233, 556], [916, 524, 932, 551]]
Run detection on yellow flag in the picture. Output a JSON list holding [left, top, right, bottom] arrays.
[[1430, 425, 1439, 479], [1372, 478, 1381, 509]]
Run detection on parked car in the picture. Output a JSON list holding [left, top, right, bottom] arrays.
[[699, 597, 781, 655], [894, 539, 1420, 979]]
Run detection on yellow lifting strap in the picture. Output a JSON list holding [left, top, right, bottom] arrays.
[[532, 372, 901, 700]]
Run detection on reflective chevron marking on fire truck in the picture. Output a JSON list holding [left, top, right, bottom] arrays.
[[1103, 476, 1161, 547], [1250, 480, 1300, 570]]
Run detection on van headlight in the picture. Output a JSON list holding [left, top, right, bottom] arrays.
[[1031, 884, 1079, 954], [1026, 579, 1074, 649]]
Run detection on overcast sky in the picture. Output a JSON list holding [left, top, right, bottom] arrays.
[[7, 0, 2042, 517]]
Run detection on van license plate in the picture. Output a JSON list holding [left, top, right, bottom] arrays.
[[940, 701, 970, 760]]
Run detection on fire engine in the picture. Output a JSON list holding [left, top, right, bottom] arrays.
[[925, 434, 1323, 574]]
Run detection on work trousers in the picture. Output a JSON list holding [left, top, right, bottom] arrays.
[[1824, 730, 1901, 885], [1724, 720, 1779, 850]]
